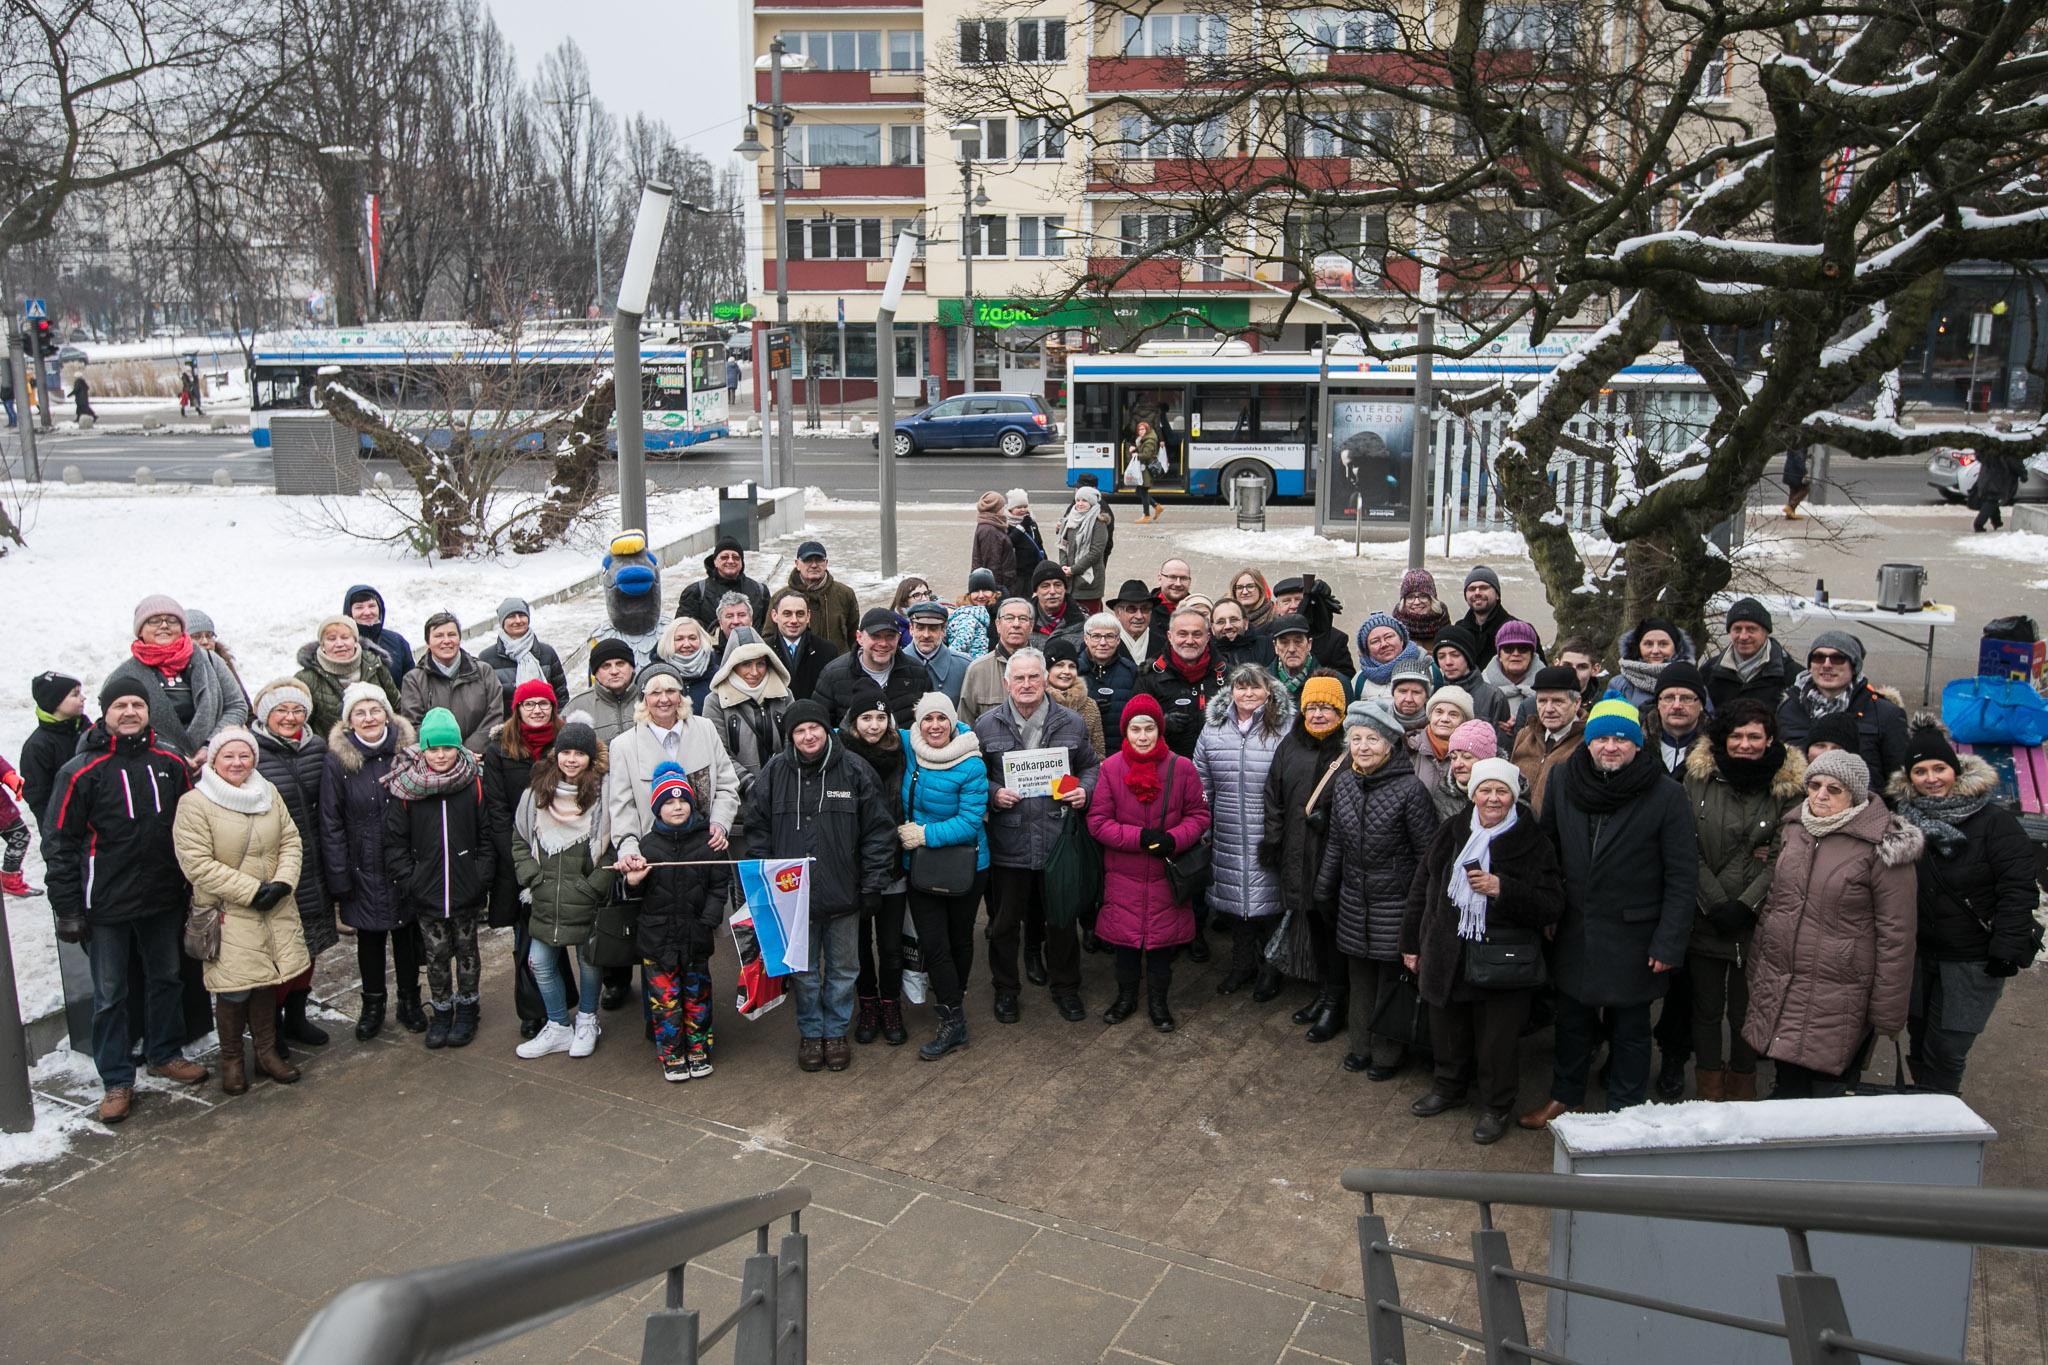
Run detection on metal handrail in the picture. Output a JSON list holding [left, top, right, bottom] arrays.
[[284, 1187, 810, 1365], [1340, 1169, 2048, 1251]]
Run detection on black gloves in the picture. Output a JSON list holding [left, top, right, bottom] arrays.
[[54, 911, 88, 945], [1703, 900, 1756, 938], [1140, 828, 1176, 857], [1986, 957, 2021, 978], [1256, 841, 1280, 870], [251, 881, 292, 912], [1304, 808, 1329, 835]]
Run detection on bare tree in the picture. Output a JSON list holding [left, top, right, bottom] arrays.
[[945, 0, 2048, 649]]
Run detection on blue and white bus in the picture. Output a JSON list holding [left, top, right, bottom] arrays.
[[1065, 334, 1709, 502], [248, 323, 729, 451]]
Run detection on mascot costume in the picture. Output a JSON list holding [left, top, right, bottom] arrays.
[[587, 529, 670, 668]]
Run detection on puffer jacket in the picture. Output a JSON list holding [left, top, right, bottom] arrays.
[[901, 724, 990, 871], [295, 642, 402, 739], [1886, 756, 2041, 964], [399, 650, 506, 746], [1743, 799, 1922, 1074], [1263, 717, 1348, 920], [478, 720, 552, 927], [812, 651, 933, 727], [1314, 750, 1441, 960], [1087, 750, 1211, 949], [1683, 739, 1805, 963], [635, 820, 732, 965], [100, 648, 248, 759], [19, 710, 87, 833], [1193, 688, 1292, 920], [565, 682, 639, 744], [511, 788, 616, 947], [1606, 623, 1699, 712], [42, 721, 193, 927], [974, 699, 1100, 870], [318, 717, 415, 932], [1133, 651, 1229, 757], [382, 763, 495, 918], [253, 726, 337, 956], [699, 638, 794, 805], [172, 771, 311, 994], [1399, 804, 1565, 1009]]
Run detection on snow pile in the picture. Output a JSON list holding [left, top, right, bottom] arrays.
[[1553, 1094, 1990, 1155], [1175, 523, 1535, 566], [0, 1045, 119, 1181], [1953, 530, 2048, 567]]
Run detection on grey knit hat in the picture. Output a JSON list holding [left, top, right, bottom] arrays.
[[1344, 698, 1406, 745], [185, 608, 217, 637], [497, 597, 532, 625], [1389, 657, 1434, 689], [1464, 565, 1502, 593], [1808, 630, 1865, 675], [1805, 748, 1871, 805]]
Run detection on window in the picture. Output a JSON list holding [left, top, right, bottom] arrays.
[[1018, 116, 1066, 160], [1285, 212, 1388, 286], [1447, 209, 1517, 252], [927, 397, 968, 419], [1015, 17, 1067, 62], [1120, 12, 1226, 56], [786, 217, 884, 260], [799, 124, 882, 166], [1118, 113, 1225, 158], [1451, 116, 1482, 157], [1701, 45, 1729, 97], [779, 29, 881, 70], [1197, 385, 1257, 438], [965, 214, 1008, 257], [1290, 7, 1398, 65], [1254, 384, 1314, 442], [1017, 215, 1067, 257], [889, 216, 927, 256], [961, 117, 1008, 159], [959, 19, 1006, 64], [889, 124, 925, 165], [1292, 107, 1394, 159], [1537, 105, 1569, 147], [1482, 2, 1576, 55], [1074, 383, 1113, 442], [888, 29, 924, 70], [1118, 212, 1187, 255]]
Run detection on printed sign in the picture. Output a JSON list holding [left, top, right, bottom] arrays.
[[1001, 747, 1072, 799]]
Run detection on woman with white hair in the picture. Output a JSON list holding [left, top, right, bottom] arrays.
[[1401, 759, 1564, 1144], [251, 677, 336, 1053], [1055, 483, 1113, 613], [318, 682, 422, 1039], [173, 726, 310, 1094]]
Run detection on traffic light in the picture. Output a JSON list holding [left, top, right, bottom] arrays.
[[25, 316, 52, 357]]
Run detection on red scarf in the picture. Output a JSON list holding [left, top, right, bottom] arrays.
[[518, 717, 559, 757], [1120, 735, 1168, 802], [131, 635, 194, 678], [1165, 647, 1213, 686]]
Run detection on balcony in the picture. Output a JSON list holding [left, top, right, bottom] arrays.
[[1084, 257, 1262, 292], [759, 164, 926, 199], [756, 68, 923, 103], [1087, 156, 1356, 194], [1088, 56, 1189, 91]]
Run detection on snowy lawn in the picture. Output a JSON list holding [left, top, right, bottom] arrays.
[[1, 482, 723, 1027]]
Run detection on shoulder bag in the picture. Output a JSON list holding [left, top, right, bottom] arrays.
[[1459, 923, 1548, 991], [1159, 755, 1213, 902], [906, 763, 979, 897], [184, 810, 259, 962]]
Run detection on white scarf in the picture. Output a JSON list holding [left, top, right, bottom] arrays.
[[199, 765, 275, 815], [1450, 804, 1518, 940]]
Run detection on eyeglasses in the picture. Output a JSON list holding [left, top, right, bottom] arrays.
[[1498, 644, 1533, 654], [142, 615, 182, 629], [1809, 651, 1851, 666], [997, 612, 1032, 624]]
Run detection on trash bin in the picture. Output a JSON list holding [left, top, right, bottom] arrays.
[[269, 413, 362, 495], [719, 481, 760, 551], [1233, 472, 1268, 531]]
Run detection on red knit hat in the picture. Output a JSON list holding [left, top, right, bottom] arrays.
[[1122, 693, 1164, 728], [511, 678, 557, 713]]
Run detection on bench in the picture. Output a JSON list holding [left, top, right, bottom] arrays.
[[1957, 742, 2048, 885]]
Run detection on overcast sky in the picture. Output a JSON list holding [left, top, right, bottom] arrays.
[[484, 0, 749, 164]]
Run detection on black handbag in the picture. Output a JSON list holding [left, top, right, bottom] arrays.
[[1159, 753, 1213, 901], [906, 764, 980, 896], [587, 883, 641, 970], [1460, 925, 1549, 992], [1367, 968, 1432, 1052]]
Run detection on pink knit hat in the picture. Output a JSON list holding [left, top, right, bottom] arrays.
[[1448, 718, 1499, 759]]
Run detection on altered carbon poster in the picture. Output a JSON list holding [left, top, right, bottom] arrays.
[[1329, 396, 1414, 519]]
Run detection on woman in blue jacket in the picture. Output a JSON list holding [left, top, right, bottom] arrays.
[[898, 692, 989, 1061]]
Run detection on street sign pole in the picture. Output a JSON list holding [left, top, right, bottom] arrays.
[[7, 332, 41, 482]]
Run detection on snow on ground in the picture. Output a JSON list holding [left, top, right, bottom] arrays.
[[1953, 529, 2048, 567], [1175, 523, 1536, 569], [1552, 1093, 1990, 1153], [1, 482, 723, 1026]]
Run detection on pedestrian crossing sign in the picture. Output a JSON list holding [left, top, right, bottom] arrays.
[[22, 298, 48, 320]]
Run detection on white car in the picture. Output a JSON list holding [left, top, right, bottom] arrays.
[[1925, 448, 2048, 503]]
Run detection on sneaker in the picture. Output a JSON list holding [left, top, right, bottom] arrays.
[[663, 1060, 692, 1083], [688, 1055, 714, 1080], [515, 1020, 574, 1059], [569, 1012, 601, 1058]]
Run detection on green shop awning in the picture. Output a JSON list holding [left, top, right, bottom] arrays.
[[936, 297, 1251, 330]]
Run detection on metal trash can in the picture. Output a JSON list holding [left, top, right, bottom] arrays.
[[719, 481, 760, 550], [269, 413, 362, 495], [1233, 472, 1268, 531]]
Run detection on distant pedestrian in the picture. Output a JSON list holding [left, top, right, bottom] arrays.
[[69, 370, 95, 420], [726, 355, 741, 406], [1969, 452, 2025, 533], [1782, 444, 1812, 520]]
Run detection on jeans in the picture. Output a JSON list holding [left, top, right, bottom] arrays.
[[908, 877, 984, 1008], [792, 913, 859, 1039], [1552, 995, 1652, 1109], [88, 912, 187, 1088], [1908, 956, 2006, 1095], [527, 936, 600, 1025], [855, 890, 907, 1001]]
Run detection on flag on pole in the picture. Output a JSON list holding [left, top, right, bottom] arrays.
[[734, 858, 812, 976], [364, 193, 382, 294]]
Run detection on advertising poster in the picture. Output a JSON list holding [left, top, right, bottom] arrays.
[[1328, 396, 1414, 520]]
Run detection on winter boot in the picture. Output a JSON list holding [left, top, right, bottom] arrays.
[[214, 997, 249, 1096], [1147, 982, 1177, 1033], [424, 1003, 453, 1049], [1305, 990, 1347, 1044], [919, 1004, 969, 1060], [395, 985, 428, 1034], [354, 992, 387, 1042], [1655, 1052, 1689, 1102], [1102, 983, 1140, 1025], [283, 989, 330, 1048], [247, 989, 301, 1085], [1694, 1068, 1727, 1102], [446, 998, 480, 1049], [1185, 929, 1209, 963], [1292, 986, 1330, 1027], [854, 996, 882, 1045], [0, 870, 41, 898], [1725, 1069, 1757, 1101], [880, 998, 908, 1046], [1251, 965, 1284, 1003]]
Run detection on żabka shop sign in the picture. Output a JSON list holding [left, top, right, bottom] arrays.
[[937, 298, 1251, 330]]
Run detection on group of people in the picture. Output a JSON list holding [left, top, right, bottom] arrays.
[[7, 514, 2038, 1144]]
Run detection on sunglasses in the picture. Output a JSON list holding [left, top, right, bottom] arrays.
[[1809, 651, 1852, 666]]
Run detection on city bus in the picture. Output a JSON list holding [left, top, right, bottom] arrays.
[[247, 323, 729, 452], [1065, 334, 1712, 509]]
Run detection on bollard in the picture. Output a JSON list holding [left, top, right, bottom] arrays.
[[1233, 472, 1269, 532], [62, 465, 83, 485], [77, 414, 95, 431], [134, 466, 155, 486], [0, 885, 36, 1134], [213, 469, 233, 488]]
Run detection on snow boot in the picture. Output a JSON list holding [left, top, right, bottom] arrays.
[[880, 998, 908, 1046], [283, 989, 330, 1048], [1726, 1069, 1757, 1101], [854, 995, 882, 1045], [424, 1004, 453, 1049], [1147, 982, 1177, 1034], [247, 988, 301, 1085], [1102, 983, 1140, 1025], [1694, 1068, 1727, 1102], [1, 870, 41, 898], [446, 998, 480, 1049], [354, 992, 387, 1042], [395, 985, 428, 1034]]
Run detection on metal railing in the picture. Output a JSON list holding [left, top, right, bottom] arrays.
[[1341, 1168, 2048, 1365], [284, 1187, 811, 1365]]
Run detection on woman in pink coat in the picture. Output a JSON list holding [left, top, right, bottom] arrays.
[[1088, 693, 1212, 1032]]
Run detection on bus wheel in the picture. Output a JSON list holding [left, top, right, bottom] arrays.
[[998, 430, 1029, 458], [1219, 460, 1273, 503]]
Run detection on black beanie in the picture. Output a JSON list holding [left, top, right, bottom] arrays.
[[1904, 721, 1961, 776], [1725, 597, 1773, 633], [1804, 712, 1861, 754], [838, 679, 890, 724], [1628, 618, 1683, 660], [782, 698, 830, 743], [32, 671, 81, 714], [98, 673, 150, 711], [553, 719, 600, 760], [588, 638, 636, 674], [1532, 664, 1579, 693], [1433, 625, 1480, 671], [1654, 661, 1708, 701], [1045, 635, 1082, 667]]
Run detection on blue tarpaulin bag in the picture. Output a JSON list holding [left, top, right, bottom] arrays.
[[1942, 676, 2048, 746]]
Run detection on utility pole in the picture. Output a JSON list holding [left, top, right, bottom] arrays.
[[948, 123, 984, 395], [769, 43, 794, 486], [1407, 310, 1434, 568], [876, 228, 919, 578], [614, 181, 674, 535]]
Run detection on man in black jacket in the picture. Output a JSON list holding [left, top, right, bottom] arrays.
[[1702, 597, 1796, 712], [743, 700, 896, 1073], [812, 608, 934, 726], [42, 676, 210, 1123], [675, 536, 769, 634], [1028, 561, 1088, 641], [1135, 608, 1229, 758], [1774, 632, 1908, 787], [768, 587, 839, 703], [1455, 566, 1520, 668]]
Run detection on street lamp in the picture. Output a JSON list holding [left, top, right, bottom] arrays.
[[737, 40, 813, 487], [949, 121, 984, 394], [614, 180, 674, 536]]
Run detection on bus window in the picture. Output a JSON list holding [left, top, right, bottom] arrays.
[[252, 367, 310, 410], [1256, 384, 1314, 443], [1195, 384, 1255, 440], [647, 367, 691, 410], [1073, 383, 1113, 442]]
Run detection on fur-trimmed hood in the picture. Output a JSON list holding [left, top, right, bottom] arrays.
[[1686, 736, 1808, 801], [1782, 797, 1925, 866], [1201, 674, 1296, 735], [325, 714, 416, 773], [1884, 750, 1998, 804]]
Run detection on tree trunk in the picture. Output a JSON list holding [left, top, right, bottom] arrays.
[[511, 374, 617, 554]]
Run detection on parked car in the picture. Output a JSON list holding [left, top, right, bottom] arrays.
[[871, 392, 1057, 458], [1926, 447, 2048, 503]]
